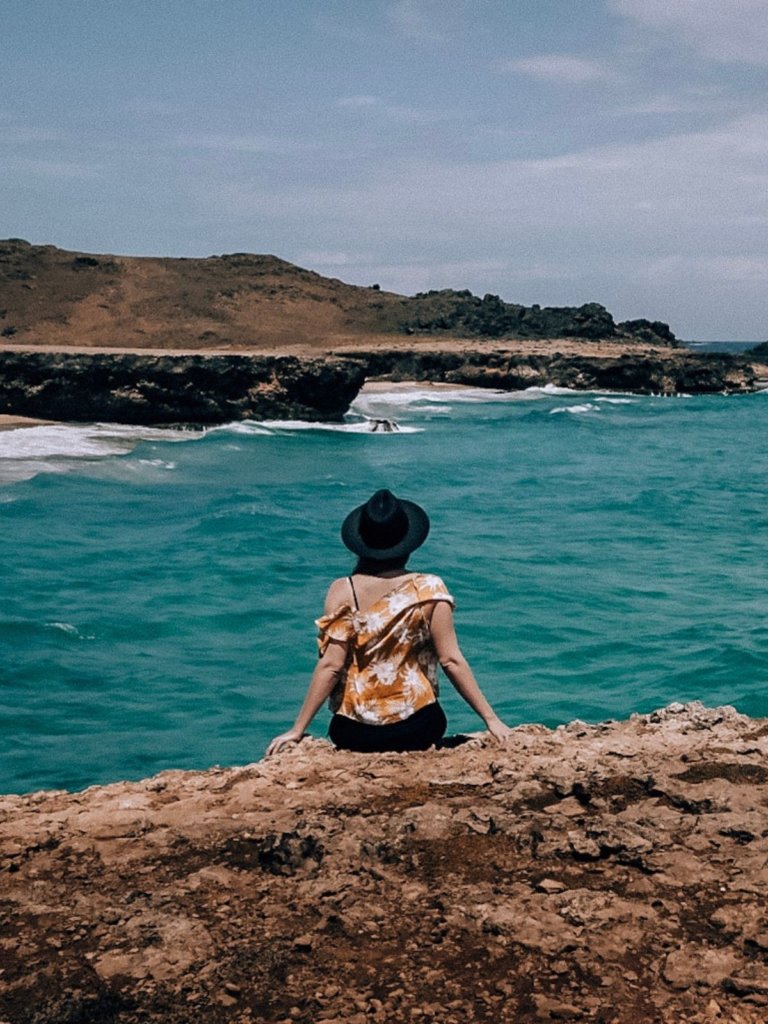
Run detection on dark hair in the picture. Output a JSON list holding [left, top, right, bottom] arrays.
[[354, 555, 408, 575]]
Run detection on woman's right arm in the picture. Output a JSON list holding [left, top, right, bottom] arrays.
[[265, 579, 350, 757], [430, 600, 512, 743], [265, 638, 348, 756]]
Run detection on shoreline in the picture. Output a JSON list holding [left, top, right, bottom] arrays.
[[0, 346, 762, 427], [0, 414, 57, 431], [2, 702, 768, 1023]]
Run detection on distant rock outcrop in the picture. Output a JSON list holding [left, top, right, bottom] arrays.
[[399, 290, 677, 345], [2, 703, 768, 1023]]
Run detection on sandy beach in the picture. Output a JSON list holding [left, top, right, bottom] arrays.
[[0, 414, 56, 431]]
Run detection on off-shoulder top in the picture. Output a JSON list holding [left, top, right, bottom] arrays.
[[316, 572, 455, 726]]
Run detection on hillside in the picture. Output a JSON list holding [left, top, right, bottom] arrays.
[[0, 240, 675, 351]]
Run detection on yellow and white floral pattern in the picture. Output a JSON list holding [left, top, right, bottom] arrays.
[[317, 573, 454, 726]]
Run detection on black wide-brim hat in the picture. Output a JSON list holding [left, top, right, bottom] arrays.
[[341, 489, 430, 561]]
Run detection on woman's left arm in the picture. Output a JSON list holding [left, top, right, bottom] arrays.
[[430, 600, 513, 743], [265, 638, 348, 756]]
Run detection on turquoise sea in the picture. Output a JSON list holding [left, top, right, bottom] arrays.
[[2, 372, 767, 794]]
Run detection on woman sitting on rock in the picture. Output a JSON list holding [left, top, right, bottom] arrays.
[[266, 489, 512, 755]]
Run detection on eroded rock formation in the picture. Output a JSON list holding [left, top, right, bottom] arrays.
[[0, 352, 366, 425], [2, 703, 768, 1023], [345, 347, 759, 396], [0, 345, 759, 427]]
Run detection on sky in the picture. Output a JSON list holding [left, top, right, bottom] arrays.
[[2, 0, 768, 340]]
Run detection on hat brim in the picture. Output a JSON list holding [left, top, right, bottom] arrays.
[[341, 499, 430, 560]]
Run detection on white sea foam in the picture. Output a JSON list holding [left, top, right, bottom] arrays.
[[0, 423, 194, 460], [549, 403, 601, 416], [46, 621, 95, 640], [0, 423, 197, 484], [353, 383, 644, 419], [136, 459, 177, 471], [261, 418, 423, 434], [209, 422, 275, 436]]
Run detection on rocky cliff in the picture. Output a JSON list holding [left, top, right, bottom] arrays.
[[2, 703, 768, 1024], [345, 347, 758, 396], [0, 352, 366, 425], [0, 345, 759, 426]]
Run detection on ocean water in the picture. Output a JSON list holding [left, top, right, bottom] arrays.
[[2, 382, 768, 794]]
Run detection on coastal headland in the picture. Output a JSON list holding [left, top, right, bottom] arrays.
[[1, 240, 765, 424], [2, 703, 768, 1024]]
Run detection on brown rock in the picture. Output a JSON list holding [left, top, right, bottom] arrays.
[[2, 702, 768, 1024]]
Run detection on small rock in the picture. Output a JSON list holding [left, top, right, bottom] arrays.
[[533, 994, 584, 1019], [536, 878, 568, 895]]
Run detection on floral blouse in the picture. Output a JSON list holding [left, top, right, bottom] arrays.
[[317, 573, 455, 726]]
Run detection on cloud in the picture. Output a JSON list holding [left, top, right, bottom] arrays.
[[335, 95, 454, 124], [499, 54, 614, 84], [387, 0, 445, 42], [175, 132, 312, 156], [296, 249, 372, 268], [611, 90, 726, 117], [336, 258, 582, 297], [610, 0, 768, 65], [0, 120, 62, 145], [336, 95, 380, 109], [6, 157, 101, 180], [190, 113, 768, 335]]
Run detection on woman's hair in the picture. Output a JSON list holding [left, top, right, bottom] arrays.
[[354, 556, 408, 574]]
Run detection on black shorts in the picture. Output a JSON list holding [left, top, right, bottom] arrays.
[[329, 701, 447, 754]]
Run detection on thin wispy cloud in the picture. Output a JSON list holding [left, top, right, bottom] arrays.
[[296, 249, 372, 268], [9, 157, 101, 181], [499, 54, 614, 84], [387, 0, 446, 42], [175, 133, 313, 156], [336, 95, 455, 124], [0, 118, 62, 145], [611, 0, 768, 65], [612, 92, 723, 117], [336, 95, 379, 109]]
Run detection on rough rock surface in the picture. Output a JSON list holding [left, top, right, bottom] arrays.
[[0, 352, 366, 425], [345, 348, 758, 396], [0, 344, 758, 427], [2, 702, 768, 1023]]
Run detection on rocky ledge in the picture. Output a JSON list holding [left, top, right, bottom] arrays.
[[0, 352, 366, 425], [0, 346, 761, 425], [2, 702, 768, 1023], [344, 347, 760, 396]]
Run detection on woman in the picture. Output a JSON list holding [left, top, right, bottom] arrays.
[[266, 489, 512, 756]]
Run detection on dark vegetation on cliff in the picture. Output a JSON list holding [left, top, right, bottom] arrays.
[[0, 239, 675, 349], [399, 288, 676, 344]]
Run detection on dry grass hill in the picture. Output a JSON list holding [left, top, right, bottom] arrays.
[[0, 239, 675, 353]]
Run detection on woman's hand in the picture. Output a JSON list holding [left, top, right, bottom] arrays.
[[485, 717, 514, 744], [266, 728, 305, 757]]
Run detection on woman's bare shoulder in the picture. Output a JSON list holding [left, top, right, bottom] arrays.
[[324, 576, 352, 614]]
